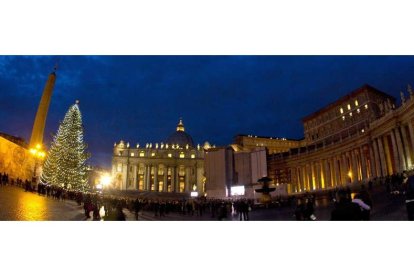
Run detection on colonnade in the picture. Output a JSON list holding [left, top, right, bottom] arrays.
[[126, 163, 197, 193], [293, 121, 414, 192]]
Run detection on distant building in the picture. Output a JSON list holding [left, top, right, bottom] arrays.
[[204, 146, 269, 199], [234, 134, 303, 154], [112, 119, 208, 194], [268, 84, 414, 194]]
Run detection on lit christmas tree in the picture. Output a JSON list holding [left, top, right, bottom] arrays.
[[41, 101, 89, 191]]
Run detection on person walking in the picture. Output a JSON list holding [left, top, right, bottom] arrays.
[[133, 198, 141, 220], [404, 174, 414, 221], [352, 193, 371, 220], [331, 189, 362, 221]]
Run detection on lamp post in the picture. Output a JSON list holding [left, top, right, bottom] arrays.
[[98, 173, 112, 220], [29, 143, 46, 191], [100, 173, 112, 191]]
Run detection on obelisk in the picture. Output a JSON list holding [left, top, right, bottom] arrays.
[[29, 68, 57, 148]]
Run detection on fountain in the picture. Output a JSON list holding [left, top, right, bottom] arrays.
[[255, 176, 275, 204]]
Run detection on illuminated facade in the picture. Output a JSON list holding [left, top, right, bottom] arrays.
[[234, 134, 304, 154], [0, 133, 36, 181], [112, 119, 207, 194], [268, 84, 414, 194], [0, 69, 54, 183]]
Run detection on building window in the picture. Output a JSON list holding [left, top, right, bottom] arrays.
[[151, 152, 156, 157], [191, 154, 195, 159], [139, 151, 145, 157], [340, 107, 344, 114], [138, 166, 144, 174], [357, 108, 360, 113], [117, 163, 122, 172], [179, 152, 185, 158], [347, 104, 351, 110], [342, 116, 345, 121], [349, 112, 352, 117], [138, 175, 144, 190], [365, 104, 368, 109], [355, 99, 359, 106], [179, 178, 185, 192], [168, 153, 172, 158]]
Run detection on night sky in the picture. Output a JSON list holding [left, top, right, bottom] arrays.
[[1, 56, 414, 168]]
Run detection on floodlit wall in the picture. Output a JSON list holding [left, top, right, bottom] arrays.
[[0, 136, 35, 181]]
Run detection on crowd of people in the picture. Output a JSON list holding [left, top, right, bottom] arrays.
[[2, 170, 414, 221], [1, 173, 254, 221]]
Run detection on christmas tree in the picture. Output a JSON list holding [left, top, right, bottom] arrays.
[[41, 101, 89, 191]]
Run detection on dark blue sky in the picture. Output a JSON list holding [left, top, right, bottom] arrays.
[[1, 56, 414, 168]]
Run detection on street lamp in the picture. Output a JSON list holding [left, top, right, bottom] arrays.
[[29, 143, 46, 190], [100, 173, 112, 189], [98, 173, 112, 220]]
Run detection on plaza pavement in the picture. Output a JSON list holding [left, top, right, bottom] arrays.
[[0, 185, 410, 221]]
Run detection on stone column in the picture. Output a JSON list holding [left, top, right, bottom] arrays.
[[395, 127, 407, 171], [359, 147, 367, 181], [175, 166, 180, 192], [146, 165, 152, 190], [133, 164, 138, 190], [384, 130, 400, 173], [400, 124, 412, 168], [163, 166, 168, 192], [297, 167, 302, 192], [121, 163, 128, 190], [142, 165, 147, 190], [308, 163, 314, 190], [316, 161, 321, 189], [350, 150, 358, 183], [390, 131, 401, 173], [171, 167, 176, 192], [194, 165, 198, 191], [330, 158, 334, 187], [368, 143, 376, 178], [302, 166, 307, 191], [334, 156, 340, 186], [377, 137, 388, 176], [154, 165, 159, 191], [341, 153, 349, 184], [311, 162, 317, 190], [324, 159, 330, 189], [317, 161, 322, 189], [185, 167, 191, 192], [408, 121, 414, 165], [373, 140, 381, 177]]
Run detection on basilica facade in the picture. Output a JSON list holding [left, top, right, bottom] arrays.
[[267, 84, 414, 194], [112, 119, 207, 194]]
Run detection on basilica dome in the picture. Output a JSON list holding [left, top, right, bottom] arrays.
[[166, 119, 195, 148]]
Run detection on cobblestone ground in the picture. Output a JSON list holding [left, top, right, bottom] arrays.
[[0, 184, 410, 221], [0, 186, 85, 221]]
